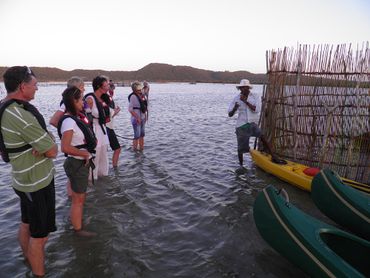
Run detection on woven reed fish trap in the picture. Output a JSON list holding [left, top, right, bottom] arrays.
[[260, 43, 369, 184]]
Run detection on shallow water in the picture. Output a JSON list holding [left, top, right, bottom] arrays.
[[0, 82, 330, 277]]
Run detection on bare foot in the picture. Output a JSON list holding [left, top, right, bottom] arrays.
[[74, 229, 97, 237]]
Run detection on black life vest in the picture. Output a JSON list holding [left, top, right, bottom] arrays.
[[57, 113, 97, 155], [83, 92, 106, 134], [128, 92, 147, 113], [101, 93, 115, 109], [0, 99, 48, 162], [100, 93, 112, 124]]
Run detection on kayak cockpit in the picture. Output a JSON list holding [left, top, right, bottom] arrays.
[[319, 230, 370, 277]]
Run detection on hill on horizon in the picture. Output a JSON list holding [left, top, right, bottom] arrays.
[[0, 63, 268, 84]]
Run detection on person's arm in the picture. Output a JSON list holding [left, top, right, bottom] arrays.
[[49, 110, 64, 128], [245, 101, 256, 112], [129, 111, 141, 124], [128, 97, 141, 124], [228, 102, 239, 117], [43, 144, 58, 158], [23, 114, 58, 158], [240, 94, 256, 111], [112, 106, 121, 118], [8, 106, 57, 158], [86, 97, 94, 109]]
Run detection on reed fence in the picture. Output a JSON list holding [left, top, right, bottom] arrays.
[[259, 42, 369, 184]]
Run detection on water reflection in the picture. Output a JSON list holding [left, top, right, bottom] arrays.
[[0, 83, 310, 277]]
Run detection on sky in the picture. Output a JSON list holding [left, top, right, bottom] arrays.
[[0, 0, 369, 73]]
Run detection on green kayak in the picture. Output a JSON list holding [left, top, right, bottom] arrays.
[[253, 185, 370, 278], [312, 168, 370, 240]]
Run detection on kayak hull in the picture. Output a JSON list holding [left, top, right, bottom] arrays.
[[312, 169, 370, 240], [250, 149, 370, 193], [253, 185, 370, 277]]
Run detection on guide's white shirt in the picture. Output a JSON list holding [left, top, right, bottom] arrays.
[[228, 92, 259, 128]]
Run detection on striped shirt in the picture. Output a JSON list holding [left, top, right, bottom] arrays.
[[1, 102, 55, 192]]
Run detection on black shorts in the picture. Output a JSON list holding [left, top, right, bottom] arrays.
[[107, 127, 121, 151], [14, 180, 56, 238]]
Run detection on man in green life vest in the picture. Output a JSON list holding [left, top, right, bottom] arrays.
[[1, 66, 58, 277]]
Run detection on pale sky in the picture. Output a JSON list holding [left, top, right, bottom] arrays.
[[0, 0, 369, 73]]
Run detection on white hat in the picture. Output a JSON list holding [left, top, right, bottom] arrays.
[[236, 79, 253, 89]]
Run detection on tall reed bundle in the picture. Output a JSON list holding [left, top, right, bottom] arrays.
[[260, 43, 369, 184]]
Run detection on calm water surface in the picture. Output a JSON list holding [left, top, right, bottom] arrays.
[[0, 83, 328, 277]]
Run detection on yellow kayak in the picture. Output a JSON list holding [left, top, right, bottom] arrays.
[[250, 149, 370, 193]]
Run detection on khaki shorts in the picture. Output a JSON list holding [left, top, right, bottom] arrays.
[[64, 157, 90, 193]]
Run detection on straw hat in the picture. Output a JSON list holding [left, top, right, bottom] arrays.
[[236, 79, 253, 89]]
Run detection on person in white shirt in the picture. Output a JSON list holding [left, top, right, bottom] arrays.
[[59, 86, 96, 237], [49, 76, 86, 197], [84, 76, 110, 179], [228, 79, 280, 166]]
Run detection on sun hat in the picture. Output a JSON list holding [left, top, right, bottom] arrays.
[[236, 79, 253, 89]]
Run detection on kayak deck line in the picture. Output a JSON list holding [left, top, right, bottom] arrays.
[[321, 170, 370, 224], [262, 188, 336, 278]]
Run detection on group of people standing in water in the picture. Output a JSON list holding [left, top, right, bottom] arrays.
[[0, 66, 149, 277], [1, 66, 277, 277]]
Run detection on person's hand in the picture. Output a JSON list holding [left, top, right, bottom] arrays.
[[82, 151, 90, 166], [32, 149, 43, 157], [114, 106, 121, 114], [240, 94, 248, 102], [136, 117, 141, 124], [234, 102, 240, 110]]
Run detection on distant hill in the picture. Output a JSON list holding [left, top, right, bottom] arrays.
[[0, 63, 268, 84]]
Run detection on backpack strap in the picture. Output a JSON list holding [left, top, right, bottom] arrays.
[[0, 99, 48, 162]]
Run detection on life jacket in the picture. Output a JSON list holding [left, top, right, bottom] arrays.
[[100, 93, 114, 124], [57, 113, 97, 155], [101, 93, 115, 109], [83, 92, 107, 134], [128, 92, 147, 113], [0, 99, 48, 162]]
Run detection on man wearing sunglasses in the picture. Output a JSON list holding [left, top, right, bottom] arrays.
[[1, 66, 58, 277]]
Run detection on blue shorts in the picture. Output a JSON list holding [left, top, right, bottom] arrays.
[[131, 118, 145, 139], [236, 122, 262, 153]]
